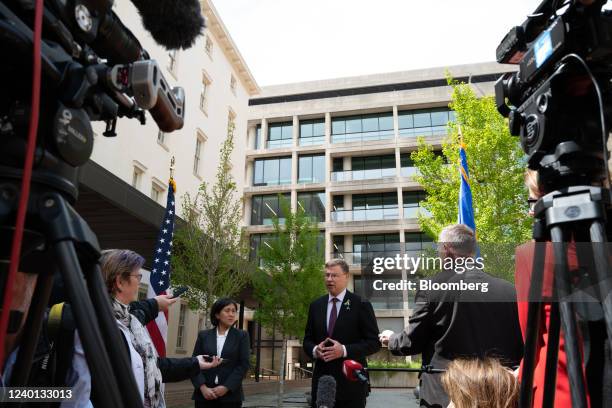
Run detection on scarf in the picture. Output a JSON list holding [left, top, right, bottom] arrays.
[[112, 298, 164, 408]]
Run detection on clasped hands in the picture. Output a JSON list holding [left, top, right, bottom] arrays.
[[200, 384, 228, 400], [315, 337, 344, 362]]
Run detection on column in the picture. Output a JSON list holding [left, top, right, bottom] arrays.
[[292, 115, 299, 148], [395, 147, 402, 178], [247, 125, 256, 150], [291, 151, 298, 213], [325, 112, 331, 146], [261, 118, 268, 150], [393, 105, 399, 142]]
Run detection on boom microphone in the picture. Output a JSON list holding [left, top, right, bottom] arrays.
[[316, 375, 336, 408], [342, 360, 368, 384], [130, 0, 205, 50]]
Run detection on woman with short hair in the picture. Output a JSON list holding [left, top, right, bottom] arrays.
[[191, 298, 250, 408]]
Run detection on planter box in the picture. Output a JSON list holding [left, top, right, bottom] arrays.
[[368, 371, 419, 388]]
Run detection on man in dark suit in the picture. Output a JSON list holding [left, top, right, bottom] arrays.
[[303, 258, 380, 408], [379, 224, 523, 408]]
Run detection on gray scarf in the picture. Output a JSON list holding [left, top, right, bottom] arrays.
[[112, 298, 164, 408]]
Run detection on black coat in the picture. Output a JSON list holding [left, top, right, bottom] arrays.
[[128, 299, 200, 382], [388, 269, 524, 408], [303, 290, 380, 403], [191, 327, 250, 403]]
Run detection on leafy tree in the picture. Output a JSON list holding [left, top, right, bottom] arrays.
[[252, 196, 325, 407], [172, 121, 250, 322], [411, 76, 531, 244], [410, 77, 531, 282]]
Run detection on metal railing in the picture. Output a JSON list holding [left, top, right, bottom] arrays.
[[293, 366, 313, 380], [331, 130, 394, 144], [331, 207, 400, 222], [331, 168, 396, 182]]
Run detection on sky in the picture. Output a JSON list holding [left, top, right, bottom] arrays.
[[213, 0, 542, 87]]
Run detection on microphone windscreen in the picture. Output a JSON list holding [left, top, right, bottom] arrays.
[[316, 375, 336, 408], [130, 0, 205, 50]]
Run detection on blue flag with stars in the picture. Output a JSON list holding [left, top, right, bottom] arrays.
[[150, 180, 176, 294]]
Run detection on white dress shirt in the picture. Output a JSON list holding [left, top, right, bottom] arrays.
[[313, 288, 348, 359], [215, 328, 228, 384]]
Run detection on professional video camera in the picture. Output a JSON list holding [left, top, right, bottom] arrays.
[[0, 0, 204, 406], [495, 1, 612, 407], [495, 0, 612, 189]]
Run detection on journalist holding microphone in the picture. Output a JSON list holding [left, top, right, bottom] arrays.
[[303, 259, 380, 408], [191, 298, 250, 408], [100, 249, 221, 408]]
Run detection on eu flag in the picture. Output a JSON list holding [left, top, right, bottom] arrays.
[[458, 143, 476, 232]]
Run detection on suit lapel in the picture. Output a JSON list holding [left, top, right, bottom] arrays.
[[331, 291, 352, 338], [206, 328, 217, 356], [319, 295, 329, 338], [220, 327, 236, 359]]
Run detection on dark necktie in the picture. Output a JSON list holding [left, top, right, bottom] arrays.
[[328, 298, 339, 336]]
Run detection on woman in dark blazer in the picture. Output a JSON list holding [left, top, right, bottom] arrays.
[[191, 298, 250, 408]]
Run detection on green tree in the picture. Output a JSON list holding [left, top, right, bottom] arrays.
[[411, 76, 531, 244], [410, 77, 531, 282], [252, 196, 325, 407], [172, 121, 250, 322]]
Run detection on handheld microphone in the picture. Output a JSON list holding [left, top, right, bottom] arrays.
[[316, 375, 336, 408], [342, 360, 368, 384], [130, 0, 205, 50]]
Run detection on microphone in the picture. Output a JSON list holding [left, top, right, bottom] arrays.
[[316, 375, 336, 408], [130, 0, 205, 50], [342, 360, 368, 384]]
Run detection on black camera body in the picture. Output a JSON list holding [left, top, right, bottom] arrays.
[[495, 0, 612, 189]]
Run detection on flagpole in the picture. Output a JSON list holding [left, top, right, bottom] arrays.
[[169, 156, 176, 193]]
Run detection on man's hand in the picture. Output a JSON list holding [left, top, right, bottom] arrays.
[[379, 330, 394, 346], [196, 355, 221, 370], [314, 339, 328, 359], [320, 338, 344, 362], [155, 294, 178, 312], [200, 385, 217, 400], [211, 385, 228, 398]]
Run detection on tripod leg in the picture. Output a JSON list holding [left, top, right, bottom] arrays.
[[9, 267, 54, 386], [519, 241, 547, 408], [550, 226, 588, 408], [54, 240, 126, 408], [542, 301, 561, 408], [588, 220, 612, 348], [84, 262, 144, 408]]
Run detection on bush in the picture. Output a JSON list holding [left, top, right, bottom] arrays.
[[367, 359, 422, 369]]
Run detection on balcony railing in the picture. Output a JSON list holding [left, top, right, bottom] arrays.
[[331, 168, 395, 182], [267, 139, 293, 149], [299, 136, 325, 146], [331, 130, 394, 144], [399, 126, 447, 138], [331, 207, 399, 222]]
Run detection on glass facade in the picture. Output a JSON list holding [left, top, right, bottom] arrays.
[[403, 191, 430, 218], [332, 155, 396, 182], [398, 108, 455, 138], [298, 154, 326, 184], [297, 191, 326, 222], [267, 122, 293, 149], [253, 157, 292, 186], [333, 192, 398, 221], [299, 119, 325, 146], [251, 193, 290, 225], [332, 112, 394, 143], [353, 276, 403, 309], [352, 233, 401, 264], [404, 232, 435, 253]]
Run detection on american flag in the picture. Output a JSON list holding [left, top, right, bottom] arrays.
[[146, 179, 176, 357]]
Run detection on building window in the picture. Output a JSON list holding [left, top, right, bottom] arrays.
[[250, 233, 275, 266], [176, 303, 187, 349], [168, 50, 178, 75], [193, 131, 207, 176], [398, 108, 455, 138], [299, 119, 325, 146], [200, 71, 211, 113], [298, 154, 325, 184], [267, 122, 293, 149], [354, 275, 402, 309], [405, 232, 435, 253], [403, 191, 430, 219], [331, 112, 394, 143], [151, 180, 166, 203], [297, 191, 326, 222], [230, 74, 237, 94], [132, 167, 143, 189], [333, 192, 398, 222], [333, 155, 395, 182], [255, 125, 262, 149], [253, 157, 292, 186], [250, 194, 290, 225], [205, 35, 213, 57], [353, 233, 401, 264]]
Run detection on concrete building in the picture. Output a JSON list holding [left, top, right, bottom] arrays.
[[80, 0, 259, 358], [242, 61, 514, 377]]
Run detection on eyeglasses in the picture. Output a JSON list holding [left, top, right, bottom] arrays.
[[527, 198, 538, 213], [130, 273, 143, 282], [324, 273, 344, 280]]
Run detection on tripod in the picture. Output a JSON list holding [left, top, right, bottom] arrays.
[[0, 165, 143, 408], [519, 185, 612, 408]]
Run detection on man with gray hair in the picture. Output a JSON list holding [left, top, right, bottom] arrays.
[[379, 224, 523, 408]]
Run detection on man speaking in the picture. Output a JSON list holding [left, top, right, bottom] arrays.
[[303, 259, 380, 408]]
